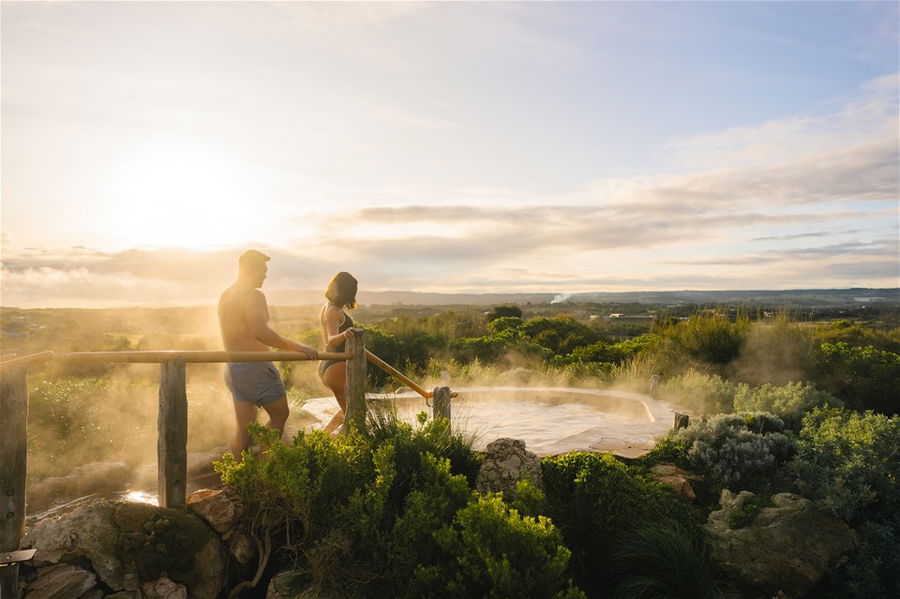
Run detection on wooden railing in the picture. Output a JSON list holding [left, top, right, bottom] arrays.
[[0, 334, 453, 599]]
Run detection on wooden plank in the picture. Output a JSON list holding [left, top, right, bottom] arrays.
[[432, 386, 452, 431], [341, 332, 367, 435], [366, 350, 433, 399], [66, 350, 351, 364], [0, 549, 36, 565], [0, 351, 53, 375], [158, 359, 187, 508], [0, 367, 28, 599]]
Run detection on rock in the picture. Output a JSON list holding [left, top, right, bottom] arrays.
[[28, 461, 131, 512], [24, 563, 96, 599], [225, 530, 257, 564], [649, 463, 699, 502], [23, 499, 226, 599], [266, 569, 344, 599], [141, 577, 188, 599], [476, 438, 542, 497], [106, 593, 140, 599], [187, 489, 242, 533], [77, 590, 104, 599], [705, 490, 855, 597], [267, 570, 309, 599]]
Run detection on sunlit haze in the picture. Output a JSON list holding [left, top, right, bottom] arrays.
[[2, 2, 898, 307]]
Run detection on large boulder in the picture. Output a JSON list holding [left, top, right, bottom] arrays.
[[705, 490, 855, 596], [23, 499, 225, 599], [476, 438, 542, 497]]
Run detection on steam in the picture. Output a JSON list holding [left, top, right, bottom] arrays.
[[550, 293, 571, 304]]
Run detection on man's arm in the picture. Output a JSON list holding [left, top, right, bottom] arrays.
[[244, 291, 318, 357]]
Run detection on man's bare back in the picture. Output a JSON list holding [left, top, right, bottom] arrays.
[[218, 285, 273, 352]]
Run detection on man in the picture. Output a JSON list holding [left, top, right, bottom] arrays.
[[218, 249, 318, 460]]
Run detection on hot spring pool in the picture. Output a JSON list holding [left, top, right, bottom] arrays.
[[297, 386, 680, 457]]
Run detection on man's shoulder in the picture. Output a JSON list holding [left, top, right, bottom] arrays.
[[221, 285, 265, 308]]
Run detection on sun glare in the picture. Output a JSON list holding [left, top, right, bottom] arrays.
[[110, 143, 256, 248]]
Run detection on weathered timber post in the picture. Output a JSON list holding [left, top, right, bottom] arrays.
[[158, 359, 187, 508], [0, 368, 28, 599], [432, 386, 452, 430], [649, 374, 661, 398], [342, 332, 367, 435], [673, 413, 690, 430]]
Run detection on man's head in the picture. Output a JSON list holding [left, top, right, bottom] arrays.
[[238, 249, 270, 288]]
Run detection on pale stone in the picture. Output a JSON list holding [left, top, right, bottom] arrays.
[[187, 488, 242, 533], [141, 577, 188, 599], [476, 438, 542, 497]]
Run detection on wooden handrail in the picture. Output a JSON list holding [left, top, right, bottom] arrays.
[[0, 351, 55, 374], [65, 350, 352, 363], [365, 350, 456, 400]]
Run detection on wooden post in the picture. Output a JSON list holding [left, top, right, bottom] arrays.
[[432, 386, 451, 430], [158, 359, 187, 508], [0, 368, 28, 599], [673, 413, 690, 430], [341, 332, 367, 435], [649, 374, 661, 398]]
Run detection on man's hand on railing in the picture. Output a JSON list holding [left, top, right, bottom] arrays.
[[292, 342, 318, 360]]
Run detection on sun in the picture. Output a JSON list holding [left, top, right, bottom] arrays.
[[109, 142, 256, 248]]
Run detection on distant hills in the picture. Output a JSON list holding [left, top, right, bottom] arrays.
[[266, 288, 900, 308]]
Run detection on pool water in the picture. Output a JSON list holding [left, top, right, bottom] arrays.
[[298, 386, 679, 457]]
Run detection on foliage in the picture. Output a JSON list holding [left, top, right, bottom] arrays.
[[733, 381, 842, 429], [788, 407, 900, 524], [540, 452, 699, 595], [410, 493, 584, 599], [215, 415, 582, 597], [660, 371, 740, 415], [487, 305, 524, 321], [788, 408, 900, 597], [665, 413, 797, 490], [27, 376, 158, 480], [811, 342, 900, 414], [651, 313, 750, 368], [611, 523, 723, 599], [814, 320, 900, 354]]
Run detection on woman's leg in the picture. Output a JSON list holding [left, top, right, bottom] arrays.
[[322, 361, 347, 434]]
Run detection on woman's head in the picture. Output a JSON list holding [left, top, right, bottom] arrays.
[[325, 271, 358, 309]]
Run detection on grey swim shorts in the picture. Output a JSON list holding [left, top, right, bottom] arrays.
[[224, 362, 286, 406]]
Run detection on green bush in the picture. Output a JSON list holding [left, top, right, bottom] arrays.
[[541, 452, 699, 596], [814, 320, 900, 354], [659, 372, 739, 414], [652, 314, 750, 367], [812, 342, 900, 414], [788, 408, 900, 597], [733, 381, 842, 429], [788, 408, 900, 524], [409, 493, 584, 599], [611, 523, 722, 599], [666, 413, 797, 489]]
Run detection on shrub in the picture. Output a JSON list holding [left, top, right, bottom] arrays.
[[541, 452, 698, 595], [611, 523, 722, 599], [653, 314, 750, 367], [733, 381, 842, 429], [788, 407, 900, 524], [409, 493, 584, 599], [788, 408, 900, 597], [811, 342, 900, 414], [659, 371, 740, 414], [666, 413, 797, 489]]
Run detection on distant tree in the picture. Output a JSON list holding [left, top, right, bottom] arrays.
[[487, 305, 523, 321]]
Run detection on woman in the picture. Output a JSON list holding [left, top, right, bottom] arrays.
[[318, 271, 361, 433]]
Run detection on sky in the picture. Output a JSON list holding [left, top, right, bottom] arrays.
[[1, 1, 898, 308]]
